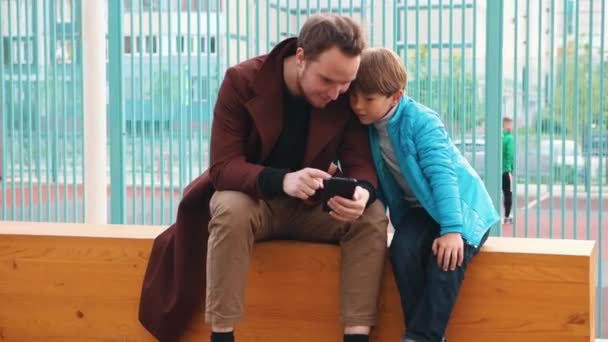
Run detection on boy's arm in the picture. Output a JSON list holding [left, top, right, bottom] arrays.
[[411, 113, 463, 235]]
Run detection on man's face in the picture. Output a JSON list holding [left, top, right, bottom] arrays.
[[296, 46, 360, 109], [503, 119, 513, 132]]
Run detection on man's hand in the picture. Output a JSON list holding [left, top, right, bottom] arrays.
[[327, 186, 369, 222], [283, 168, 331, 200], [432, 233, 464, 271]]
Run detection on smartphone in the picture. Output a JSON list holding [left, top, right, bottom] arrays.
[[322, 177, 358, 212]]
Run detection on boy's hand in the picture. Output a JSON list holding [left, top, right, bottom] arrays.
[[432, 233, 464, 271], [283, 168, 331, 200], [327, 186, 369, 222]]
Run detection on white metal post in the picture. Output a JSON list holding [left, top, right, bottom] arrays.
[[82, 0, 107, 223]]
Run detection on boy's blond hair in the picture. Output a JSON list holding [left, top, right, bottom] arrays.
[[351, 47, 407, 96]]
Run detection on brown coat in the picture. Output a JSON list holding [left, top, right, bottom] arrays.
[[138, 38, 378, 341]]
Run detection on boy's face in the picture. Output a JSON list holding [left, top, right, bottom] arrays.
[[349, 90, 403, 125], [503, 119, 513, 132]]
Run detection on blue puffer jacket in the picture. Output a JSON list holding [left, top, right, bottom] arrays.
[[369, 96, 499, 247]]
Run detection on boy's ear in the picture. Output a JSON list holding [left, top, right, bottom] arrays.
[[391, 89, 405, 106]]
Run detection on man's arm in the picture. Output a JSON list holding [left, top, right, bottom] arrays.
[[208, 67, 266, 198]]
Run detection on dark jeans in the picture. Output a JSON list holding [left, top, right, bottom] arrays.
[[502, 172, 513, 218], [390, 208, 489, 342]]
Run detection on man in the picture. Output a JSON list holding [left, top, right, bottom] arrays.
[[502, 117, 514, 224], [138, 14, 388, 342]]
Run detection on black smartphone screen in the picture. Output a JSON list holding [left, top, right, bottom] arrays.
[[322, 177, 358, 212]]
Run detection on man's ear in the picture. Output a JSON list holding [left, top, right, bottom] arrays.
[[295, 47, 306, 68], [391, 89, 405, 106]]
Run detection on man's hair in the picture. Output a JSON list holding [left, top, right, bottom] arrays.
[[503, 117, 513, 122], [351, 48, 407, 96], [298, 13, 366, 61]]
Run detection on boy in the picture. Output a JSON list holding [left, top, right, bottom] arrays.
[[502, 117, 514, 224], [348, 48, 500, 342]]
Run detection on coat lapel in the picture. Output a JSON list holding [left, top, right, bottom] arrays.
[[303, 99, 352, 165], [245, 94, 283, 162]]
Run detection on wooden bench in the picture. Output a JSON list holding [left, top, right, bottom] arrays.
[[0, 221, 597, 341]]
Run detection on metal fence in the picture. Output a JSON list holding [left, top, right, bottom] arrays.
[[1, 0, 606, 337]]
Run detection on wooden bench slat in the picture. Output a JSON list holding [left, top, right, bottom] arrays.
[[0, 222, 597, 341]]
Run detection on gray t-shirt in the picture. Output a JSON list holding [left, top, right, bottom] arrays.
[[373, 106, 421, 207]]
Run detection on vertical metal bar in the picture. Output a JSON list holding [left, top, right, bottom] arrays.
[[339, 0, 343, 15], [416, 0, 420, 100], [382, 0, 386, 47], [561, 0, 567, 238], [484, 0, 504, 236], [139, 0, 145, 225], [177, 0, 185, 205], [256, 0, 260, 55], [548, 0, 555, 238], [266, 0, 270, 51], [0, 0, 5, 220], [23, 1, 31, 221], [460, 0, 465, 146], [307, 0, 311, 17], [447, 0, 454, 136], [8, 1, 19, 220], [26, 0, 34, 221], [275, 0, 279, 47], [470, 0, 475, 178], [187, 0, 193, 207], [61, 0, 68, 221], [43, 0, 51, 222], [214, 0, 219, 171], [370, 0, 374, 46], [427, 0, 432, 109], [198, 0, 203, 180], [159, 0, 165, 224], [573, 0, 580, 238], [286, 0, 291, 37], [535, 0, 542, 237], [108, 0, 126, 223], [168, 0, 175, 218], [77, 0, 84, 222], [236, 1, 241, 62], [296, 0, 301, 33], [150, 0, 157, 225], [130, 0, 136, 223], [247, 0, 251, 59], [585, 0, 594, 240], [597, 1, 605, 334], [34, 0, 43, 221], [70, 0, 78, 222], [523, 0, 530, 237], [17, 0, 24, 220], [395, 0, 401, 64], [437, 0, 444, 118]]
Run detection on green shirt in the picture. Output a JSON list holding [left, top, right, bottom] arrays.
[[502, 130, 514, 173]]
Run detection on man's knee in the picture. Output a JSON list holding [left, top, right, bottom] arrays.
[[350, 201, 389, 239], [209, 190, 260, 239]]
